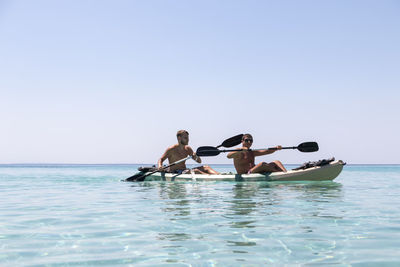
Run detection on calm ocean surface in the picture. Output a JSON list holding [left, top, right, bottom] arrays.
[[1, 164, 400, 266]]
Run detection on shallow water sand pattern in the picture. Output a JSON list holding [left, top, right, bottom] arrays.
[[1, 164, 400, 266]]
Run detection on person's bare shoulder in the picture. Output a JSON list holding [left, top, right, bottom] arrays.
[[164, 144, 178, 154], [185, 145, 194, 154]]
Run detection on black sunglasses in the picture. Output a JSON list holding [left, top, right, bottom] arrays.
[[244, 139, 253, 143]]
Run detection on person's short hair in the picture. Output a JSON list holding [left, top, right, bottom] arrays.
[[177, 130, 189, 138], [242, 133, 253, 141]]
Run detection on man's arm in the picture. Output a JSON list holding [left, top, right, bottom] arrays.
[[253, 146, 282, 156], [227, 148, 247, 159], [158, 149, 170, 170], [187, 146, 201, 163]]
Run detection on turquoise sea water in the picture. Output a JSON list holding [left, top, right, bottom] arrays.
[[1, 164, 400, 266]]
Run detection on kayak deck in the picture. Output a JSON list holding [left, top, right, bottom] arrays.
[[142, 160, 345, 182]]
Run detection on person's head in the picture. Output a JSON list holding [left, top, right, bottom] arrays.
[[176, 130, 189, 145], [242, 133, 253, 148]]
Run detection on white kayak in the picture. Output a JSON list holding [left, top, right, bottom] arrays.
[[141, 160, 345, 182]]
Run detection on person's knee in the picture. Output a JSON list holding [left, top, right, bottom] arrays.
[[192, 168, 203, 174], [271, 162, 282, 171], [204, 165, 215, 172], [262, 162, 275, 169]]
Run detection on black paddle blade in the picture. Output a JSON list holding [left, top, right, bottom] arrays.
[[218, 134, 243, 148], [297, 142, 319, 152], [125, 172, 145, 182], [196, 146, 221, 157]]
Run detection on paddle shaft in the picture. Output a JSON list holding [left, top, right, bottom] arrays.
[[126, 155, 191, 181], [216, 146, 295, 153], [147, 155, 191, 175]]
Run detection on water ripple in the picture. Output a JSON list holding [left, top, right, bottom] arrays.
[[1, 165, 400, 265]]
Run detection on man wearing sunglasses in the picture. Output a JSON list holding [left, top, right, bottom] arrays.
[[158, 130, 219, 174], [227, 134, 287, 174]]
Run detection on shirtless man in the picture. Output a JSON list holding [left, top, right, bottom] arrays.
[[227, 134, 287, 174], [158, 130, 219, 174]]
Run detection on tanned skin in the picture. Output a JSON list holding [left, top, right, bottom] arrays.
[[158, 131, 219, 174], [227, 135, 287, 174]]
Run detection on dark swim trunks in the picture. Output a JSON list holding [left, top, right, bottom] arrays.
[[172, 169, 189, 174]]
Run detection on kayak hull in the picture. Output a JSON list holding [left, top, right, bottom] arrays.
[[142, 160, 345, 182]]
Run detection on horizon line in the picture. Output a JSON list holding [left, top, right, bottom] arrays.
[[1, 162, 400, 166]]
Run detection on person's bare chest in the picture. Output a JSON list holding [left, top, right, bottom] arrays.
[[237, 151, 254, 165], [169, 147, 189, 161]]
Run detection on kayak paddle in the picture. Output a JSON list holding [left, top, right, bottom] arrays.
[[125, 155, 192, 182], [196, 142, 319, 157]]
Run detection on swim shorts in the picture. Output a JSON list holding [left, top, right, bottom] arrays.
[[172, 169, 190, 174]]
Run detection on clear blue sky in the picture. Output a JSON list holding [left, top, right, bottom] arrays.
[[1, 0, 399, 164]]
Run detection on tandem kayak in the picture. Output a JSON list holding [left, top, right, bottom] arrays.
[[132, 160, 345, 182]]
